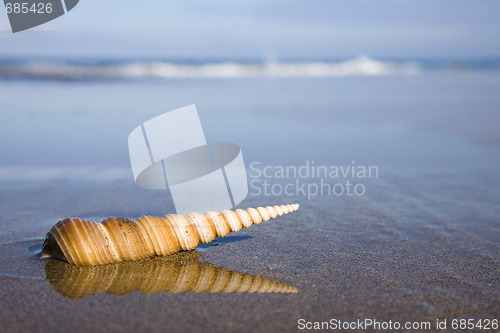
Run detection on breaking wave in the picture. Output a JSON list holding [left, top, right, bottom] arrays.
[[0, 56, 421, 80]]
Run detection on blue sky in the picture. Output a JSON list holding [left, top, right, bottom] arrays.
[[1, 0, 499, 59]]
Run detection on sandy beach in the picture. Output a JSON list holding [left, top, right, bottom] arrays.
[[1, 71, 499, 332]]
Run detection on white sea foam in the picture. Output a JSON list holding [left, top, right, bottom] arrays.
[[0, 56, 421, 80]]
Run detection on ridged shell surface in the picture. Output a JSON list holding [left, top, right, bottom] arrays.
[[41, 204, 299, 266], [45, 252, 298, 299]]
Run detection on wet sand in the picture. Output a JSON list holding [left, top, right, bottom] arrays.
[[1, 74, 499, 332], [0, 178, 499, 332]]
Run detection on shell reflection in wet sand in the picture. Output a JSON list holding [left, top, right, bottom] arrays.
[[45, 252, 298, 299]]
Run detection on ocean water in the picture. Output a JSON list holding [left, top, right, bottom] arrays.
[[0, 57, 499, 331]]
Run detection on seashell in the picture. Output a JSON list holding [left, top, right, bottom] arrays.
[[41, 204, 299, 266], [45, 251, 298, 299]]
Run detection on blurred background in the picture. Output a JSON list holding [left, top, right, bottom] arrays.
[[0, 0, 499, 224]]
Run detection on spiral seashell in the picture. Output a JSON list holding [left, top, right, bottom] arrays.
[[41, 204, 299, 266], [45, 251, 298, 299]]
